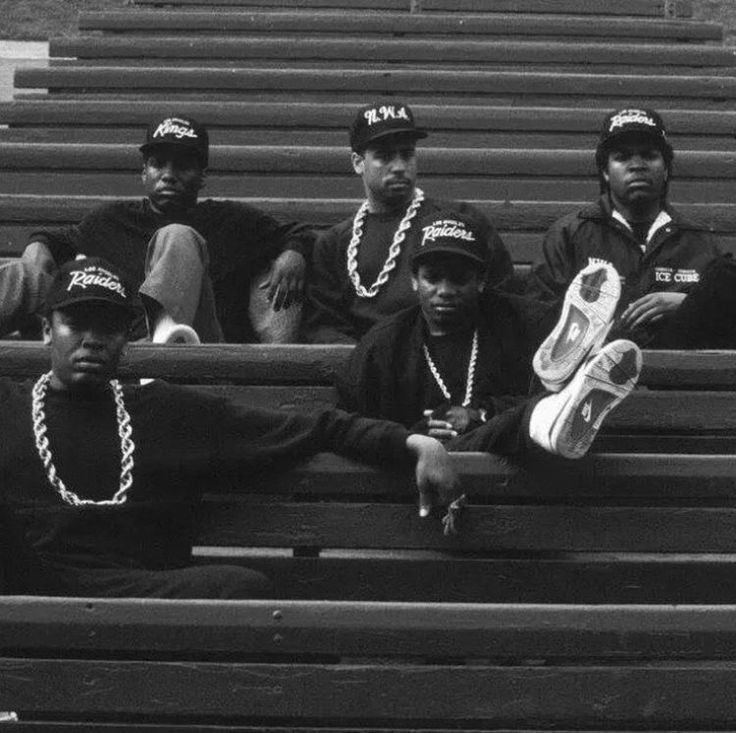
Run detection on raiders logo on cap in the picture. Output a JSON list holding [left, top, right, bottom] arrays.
[[412, 214, 488, 268], [45, 257, 140, 316]]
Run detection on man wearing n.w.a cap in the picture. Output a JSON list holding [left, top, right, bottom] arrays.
[[16, 114, 312, 345], [528, 106, 729, 353], [338, 210, 642, 462], [302, 101, 513, 344]]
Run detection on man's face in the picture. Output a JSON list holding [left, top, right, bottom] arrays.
[[141, 146, 205, 215], [43, 303, 131, 392], [412, 255, 484, 336], [603, 136, 667, 214], [352, 134, 418, 210]]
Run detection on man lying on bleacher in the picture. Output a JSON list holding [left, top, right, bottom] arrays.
[[7, 114, 311, 344], [529, 106, 736, 348], [0, 257, 461, 598], [301, 100, 514, 344], [338, 211, 641, 461]]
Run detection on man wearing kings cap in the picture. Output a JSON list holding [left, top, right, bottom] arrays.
[[301, 101, 514, 344], [2, 114, 312, 345]]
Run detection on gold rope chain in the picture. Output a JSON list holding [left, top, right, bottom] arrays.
[[422, 329, 479, 408], [31, 371, 135, 507], [346, 187, 425, 298]]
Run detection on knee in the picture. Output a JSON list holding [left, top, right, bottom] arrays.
[[199, 564, 275, 600], [151, 224, 208, 260]]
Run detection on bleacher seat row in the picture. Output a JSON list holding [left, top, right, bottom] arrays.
[[3, 0, 736, 729]]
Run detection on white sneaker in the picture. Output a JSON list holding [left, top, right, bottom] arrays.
[[533, 262, 621, 392], [152, 321, 200, 345], [141, 321, 200, 385], [529, 339, 642, 460]]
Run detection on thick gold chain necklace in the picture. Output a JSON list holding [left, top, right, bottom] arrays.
[[31, 371, 135, 507]]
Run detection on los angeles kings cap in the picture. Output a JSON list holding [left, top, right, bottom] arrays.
[[140, 114, 209, 167]]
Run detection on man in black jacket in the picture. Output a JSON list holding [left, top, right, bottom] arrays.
[[530, 107, 736, 348], [338, 211, 641, 461], [0, 257, 459, 598]]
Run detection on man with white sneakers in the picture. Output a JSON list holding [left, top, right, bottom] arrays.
[[302, 101, 513, 344], [338, 211, 640, 462]]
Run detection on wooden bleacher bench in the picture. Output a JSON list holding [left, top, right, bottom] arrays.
[[16, 66, 736, 108], [130, 0, 694, 19], [3, 344, 736, 728], [2, 100, 736, 149], [73, 11, 720, 44]]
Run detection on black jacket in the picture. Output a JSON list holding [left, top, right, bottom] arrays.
[[337, 291, 554, 430]]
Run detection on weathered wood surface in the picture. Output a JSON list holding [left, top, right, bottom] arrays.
[[16, 67, 736, 109], [7, 658, 736, 725], [129, 0, 693, 17], [0, 342, 735, 388], [51, 38, 736, 76], [74, 12, 718, 42], [3, 101, 736, 148], [4, 598, 736, 658]]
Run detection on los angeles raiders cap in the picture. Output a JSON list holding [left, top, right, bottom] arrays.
[[412, 212, 488, 269], [45, 257, 140, 317], [140, 114, 209, 167], [596, 107, 672, 160], [349, 101, 428, 153]]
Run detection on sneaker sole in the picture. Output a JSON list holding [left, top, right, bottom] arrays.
[[549, 339, 642, 459], [534, 264, 621, 392]]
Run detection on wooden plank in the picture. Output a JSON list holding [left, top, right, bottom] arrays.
[[1, 144, 733, 179], [7, 172, 736, 205], [74, 12, 717, 41], [52, 38, 736, 75], [196, 502, 736, 552], [127, 0, 694, 17], [131, 0, 411, 8], [15, 67, 736, 108], [7, 659, 736, 724], [2, 342, 736, 389], [216, 554, 736, 603], [5, 101, 734, 138], [3, 195, 736, 234], [5, 598, 736, 658]]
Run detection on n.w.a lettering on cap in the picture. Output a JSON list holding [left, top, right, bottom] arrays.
[[350, 101, 428, 152], [140, 114, 209, 167], [45, 257, 139, 316], [412, 215, 488, 268]]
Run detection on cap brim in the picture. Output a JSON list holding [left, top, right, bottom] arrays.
[[50, 295, 138, 317], [412, 246, 487, 266], [357, 127, 428, 150]]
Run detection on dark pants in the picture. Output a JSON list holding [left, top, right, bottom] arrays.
[[0, 503, 272, 599], [615, 255, 736, 349]]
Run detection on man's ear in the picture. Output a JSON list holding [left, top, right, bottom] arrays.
[[411, 275, 418, 292], [351, 151, 365, 176], [41, 317, 52, 345]]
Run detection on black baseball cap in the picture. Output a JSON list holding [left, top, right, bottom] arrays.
[[45, 257, 139, 318], [140, 114, 209, 167], [349, 101, 427, 153], [596, 107, 672, 164], [412, 213, 488, 269]]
